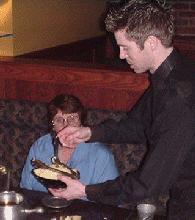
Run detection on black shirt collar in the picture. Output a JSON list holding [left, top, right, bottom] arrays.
[[151, 48, 180, 90]]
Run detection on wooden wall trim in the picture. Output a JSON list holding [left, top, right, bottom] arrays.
[[0, 60, 149, 111]]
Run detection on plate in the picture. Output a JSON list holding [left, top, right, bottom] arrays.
[[42, 194, 72, 208], [32, 159, 80, 180], [35, 175, 67, 189]]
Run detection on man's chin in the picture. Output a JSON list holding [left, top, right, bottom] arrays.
[[133, 69, 143, 74], [128, 64, 145, 74]]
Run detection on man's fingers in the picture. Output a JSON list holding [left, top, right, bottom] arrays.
[[57, 127, 91, 144], [57, 175, 71, 182]]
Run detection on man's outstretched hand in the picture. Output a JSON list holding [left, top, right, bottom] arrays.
[[57, 127, 92, 148], [48, 175, 87, 200]]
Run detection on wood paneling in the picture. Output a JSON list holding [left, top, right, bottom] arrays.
[[0, 59, 149, 111]]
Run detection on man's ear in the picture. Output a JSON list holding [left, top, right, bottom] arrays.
[[146, 36, 159, 51]]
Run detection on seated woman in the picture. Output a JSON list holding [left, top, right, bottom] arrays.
[[20, 94, 118, 193]]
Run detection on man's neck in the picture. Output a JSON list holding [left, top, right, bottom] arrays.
[[151, 46, 173, 74]]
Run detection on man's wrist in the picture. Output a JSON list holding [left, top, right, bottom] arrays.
[[83, 185, 87, 197], [89, 125, 103, 142], [85, 184, 99, 202], [87, 127, 92, 139]]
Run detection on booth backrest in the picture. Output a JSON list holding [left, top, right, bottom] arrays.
[[0, 98, 146, 188]]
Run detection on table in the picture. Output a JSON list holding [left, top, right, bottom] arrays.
[[128, 211, 166, 220], [15, 188, 166, 220], [16, 188, 132, 220]]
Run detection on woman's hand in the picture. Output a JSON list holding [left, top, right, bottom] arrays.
[[48, 175, 86, 200], [57, 127, 92, 148]]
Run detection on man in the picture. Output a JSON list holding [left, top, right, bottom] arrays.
[[49, 0, 195, 219]]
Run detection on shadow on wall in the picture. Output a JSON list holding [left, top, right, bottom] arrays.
[[0, 0, 9, 7]]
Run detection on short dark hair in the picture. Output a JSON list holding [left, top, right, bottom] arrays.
[[48, 94, 85, 127], [105, 0, 174, 49]]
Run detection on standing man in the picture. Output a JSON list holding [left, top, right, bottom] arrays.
[[49, 0, 195, 219]]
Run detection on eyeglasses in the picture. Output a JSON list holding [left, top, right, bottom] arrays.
[[52, 115, 80, 127]]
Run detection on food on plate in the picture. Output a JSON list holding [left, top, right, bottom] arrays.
[[33, 163, 79, 180], [65, 216, 81, 220], [59, 216, 81, 220]]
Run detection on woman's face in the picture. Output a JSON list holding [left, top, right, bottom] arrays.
[[52, 110, 81, 133]]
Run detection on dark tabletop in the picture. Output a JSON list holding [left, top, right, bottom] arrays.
[[16, 188, 132, 220], [15, 188, 166, 220]]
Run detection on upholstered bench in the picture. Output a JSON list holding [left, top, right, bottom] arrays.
[[0, 98, 146, 186]]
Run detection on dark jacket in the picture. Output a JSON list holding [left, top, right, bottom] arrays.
[[86, 49, 195, 219]]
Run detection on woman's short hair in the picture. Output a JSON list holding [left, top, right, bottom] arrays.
[[48, 94, 85, 126]]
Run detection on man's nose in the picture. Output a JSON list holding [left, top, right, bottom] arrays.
[[119, 48, 128, 59]]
